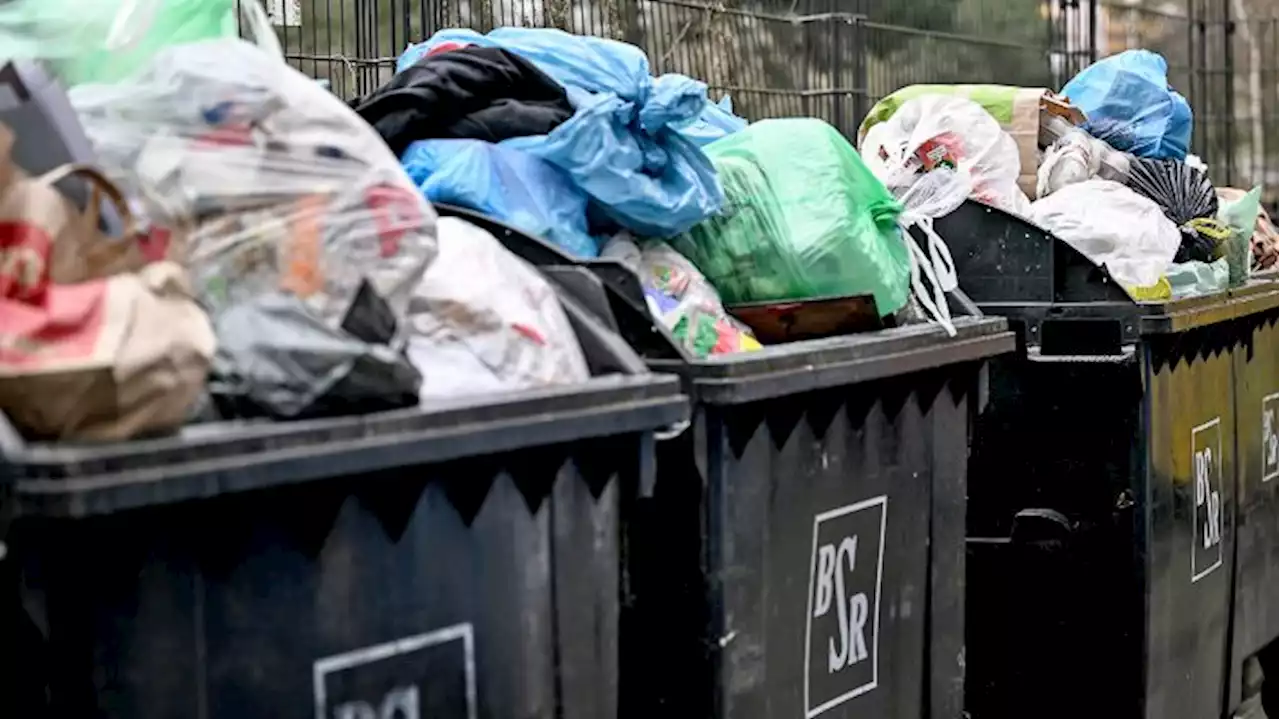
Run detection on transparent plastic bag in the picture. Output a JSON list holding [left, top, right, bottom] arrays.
[[70, 39, 439, 418], [0, 0, 280, 86], [602, 235, 760, 357]]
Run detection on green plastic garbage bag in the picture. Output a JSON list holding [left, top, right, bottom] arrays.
[[0, 0, 280, 85], [667, 118, 911, 317], [1217, 186, 1262, 287], [1167, 258, 1229, 299]]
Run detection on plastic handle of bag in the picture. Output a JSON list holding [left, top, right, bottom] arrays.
[[901, 216, 958, 338], [237, 0, 284, 57], [36, 163, 137, 240]]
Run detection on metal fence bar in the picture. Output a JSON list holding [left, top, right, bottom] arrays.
[[257, 0, 1274, 199]]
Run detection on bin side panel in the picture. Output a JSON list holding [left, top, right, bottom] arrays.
[[618, 422, 716, 719], [717, 371, 975, 719], [552, 436, 635, 719], [1229, 311, 1280, 709], [926, 370, 973, 719], [1144, 327, 1237, 719], [964, 355, 1146, 719], [10, 446, 628, 719]]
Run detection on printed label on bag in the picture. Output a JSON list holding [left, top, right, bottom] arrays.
[[313, 623, 477, 719], [0, 221, 51, 301], [1263, 393, 1279, 483], [1192, 418, 1224, 583], [805, 496, 887, 718]]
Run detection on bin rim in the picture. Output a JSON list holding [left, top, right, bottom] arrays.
[[976, 277, 1278, 340], [0, 374, 687, 519], [646, 316, 1014, 405]]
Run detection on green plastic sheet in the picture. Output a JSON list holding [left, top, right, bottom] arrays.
[[667, 118, 910, 316], [0, 0, 274, 85]]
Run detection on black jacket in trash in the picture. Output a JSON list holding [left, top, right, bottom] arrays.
[[353, 45, 575, 157]]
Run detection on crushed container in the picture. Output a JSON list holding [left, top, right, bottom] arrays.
[[0, 270, 687, 719], [937, 200, 1279, 719], [434, 205, 1016, 719]]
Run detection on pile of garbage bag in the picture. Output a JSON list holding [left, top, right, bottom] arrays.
[[0, 0, 1273, 445], [858, 50, 1275, 303]]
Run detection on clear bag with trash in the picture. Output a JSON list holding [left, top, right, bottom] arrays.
[[407, 217, 591, 401], [69, 39, 439, 420]]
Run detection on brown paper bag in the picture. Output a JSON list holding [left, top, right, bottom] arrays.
[[0, 120, 213, 441], [0, 261, 215, 441], [0, 122, 185, 284]]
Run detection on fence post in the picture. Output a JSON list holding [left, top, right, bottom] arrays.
[[851, 0, 867, 136], [1223, 0, 1235, 183], [830, 0, 845, 135]]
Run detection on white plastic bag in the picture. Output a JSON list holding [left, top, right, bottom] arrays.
[[1036, 127, 1133, 198], [1029, 179, 1181, 289], [861, 97, 1022, 337], [407, 217, 591, 401], [861, 95, 1032, 217]]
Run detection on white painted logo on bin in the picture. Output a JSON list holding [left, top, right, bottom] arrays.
[[1262, 393, 1279, 483], [1192, 418, 1224, 583], [313, 623, 477, 719], [804, 495, 887, 718]]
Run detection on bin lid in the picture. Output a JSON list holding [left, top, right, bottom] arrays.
[[0, 375, 686, 519], [646, 316, 1014, 405], [933, 199, 1280, 344]]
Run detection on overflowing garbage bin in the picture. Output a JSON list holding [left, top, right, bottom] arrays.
[[435, 205, 1016, 719], [1227, 281, 1279, 713], [0, 366, 685, 718], [942, 200, 1279, 719]]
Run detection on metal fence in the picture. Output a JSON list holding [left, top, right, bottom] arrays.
[[260, 0, 1277, 197]]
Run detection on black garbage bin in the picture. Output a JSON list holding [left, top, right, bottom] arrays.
[[0, 285, 686, 718], [937, 200, 1280, 719], [1227, 277, 1279, 712], [431, 205, 1016, 719]]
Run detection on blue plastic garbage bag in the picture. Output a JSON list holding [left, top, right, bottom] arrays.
[[399, 30, 747, 146], [1061, 49, 1192, 160], [398, 27, 726, 237], [678, 95, 749, 147], [401, 139, 599, 258]]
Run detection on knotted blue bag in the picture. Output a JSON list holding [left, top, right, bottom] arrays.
[[1061, 49, 1192, 160], [399, 27, 738, 237]]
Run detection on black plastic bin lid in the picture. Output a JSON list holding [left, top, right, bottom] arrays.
[[0, 375, 686, 519], [932, 199, 1280, 350]]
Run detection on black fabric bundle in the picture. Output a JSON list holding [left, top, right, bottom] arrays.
[[1126, 157, 1220, 263], [352, 45, 574, 157]]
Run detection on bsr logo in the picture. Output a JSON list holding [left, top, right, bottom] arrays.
[[1194, 445, 1220, 549], [333, 686, 419, 719], [805, 496, 886, 717], [812, 536, 871, 672]]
